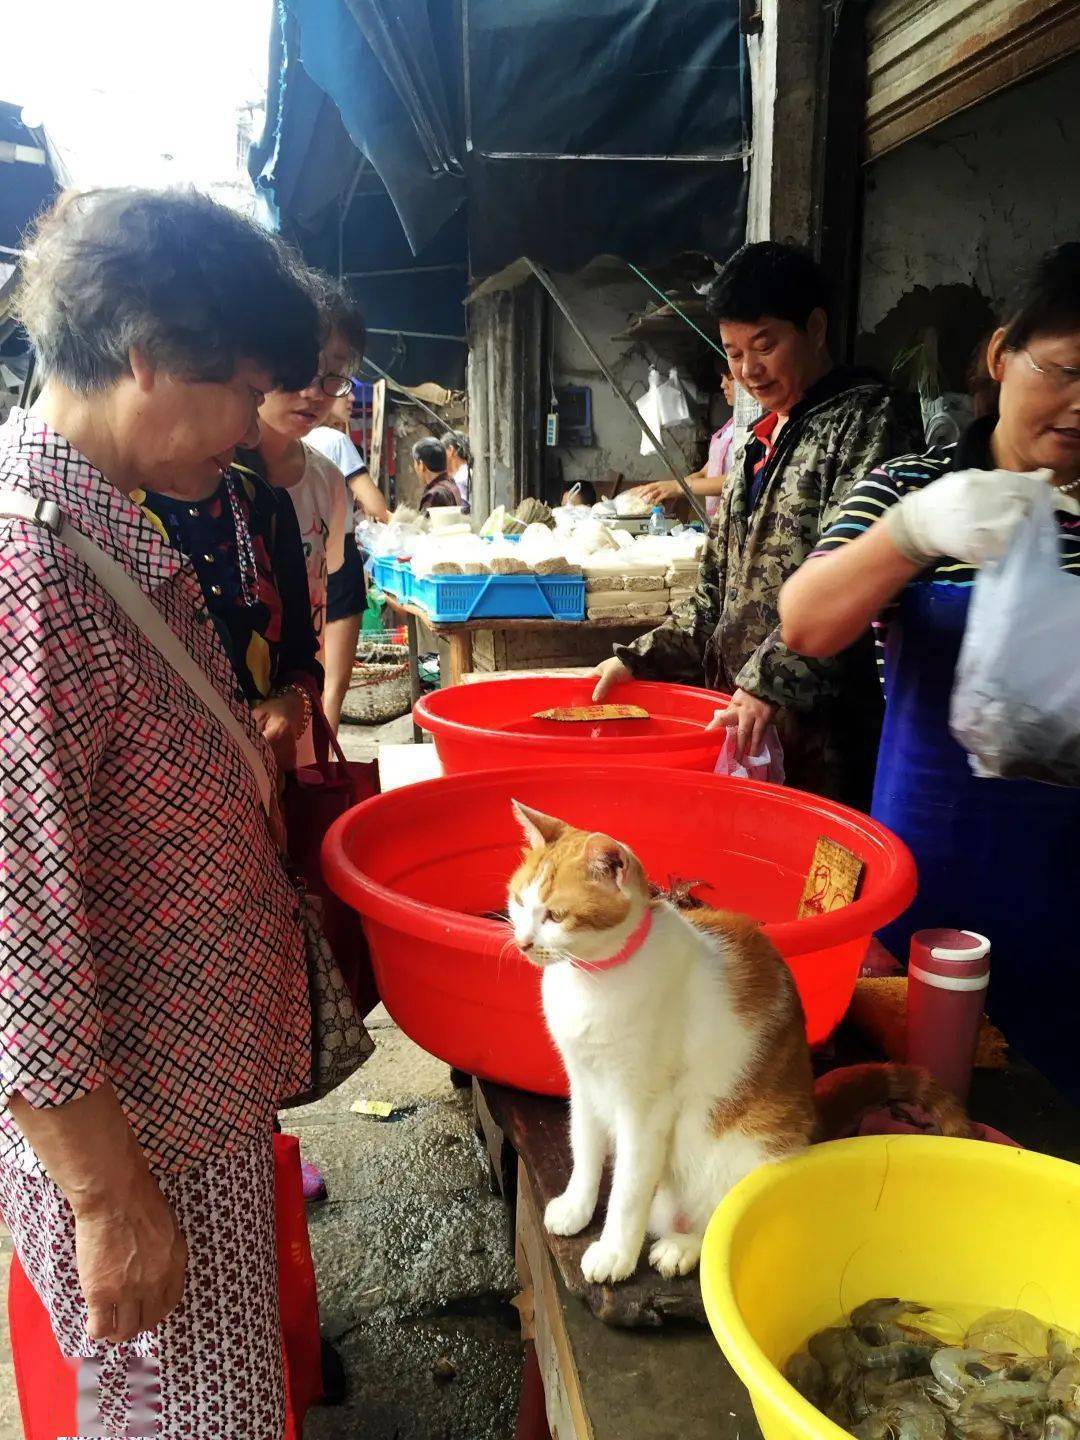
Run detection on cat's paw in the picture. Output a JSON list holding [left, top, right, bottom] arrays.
[[580, 1237, 639, 1285], [544, 1191, 596, 1237], [648, 1234, 702, 1279]]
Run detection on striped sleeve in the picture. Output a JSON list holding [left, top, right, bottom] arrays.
[[813, 454, 952, 556]]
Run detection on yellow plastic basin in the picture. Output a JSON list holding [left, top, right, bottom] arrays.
[[701, 1136, 1080, 1440]]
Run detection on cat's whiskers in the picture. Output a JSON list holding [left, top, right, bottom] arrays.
[[495, 926, 519, 981]]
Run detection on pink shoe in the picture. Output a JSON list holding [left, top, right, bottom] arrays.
[[301, 1161, 328, 1203]]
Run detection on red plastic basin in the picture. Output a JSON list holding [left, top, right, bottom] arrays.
[[322, 766, 917, 1096], [413, 677, 732, 774]]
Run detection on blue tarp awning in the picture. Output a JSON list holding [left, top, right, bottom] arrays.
[[252, 0, 749, 384]]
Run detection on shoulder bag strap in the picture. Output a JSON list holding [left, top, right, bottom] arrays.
[[0, 489, 274, 815]]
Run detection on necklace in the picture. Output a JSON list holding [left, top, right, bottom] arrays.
[[223, 470, 260, 607], [1059, 475, 1080, 498]]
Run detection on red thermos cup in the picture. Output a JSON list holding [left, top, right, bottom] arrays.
[[906, 929, 990, 1103]]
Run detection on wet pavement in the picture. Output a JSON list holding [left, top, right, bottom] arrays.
[[287, 1008, 523, 1439]]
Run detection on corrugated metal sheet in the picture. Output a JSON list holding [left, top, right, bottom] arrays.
[[866, 0, 1080, 159]]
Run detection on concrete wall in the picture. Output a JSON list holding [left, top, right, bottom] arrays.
[[857, 54, 1080, 386], [549, 273, 707, 498]]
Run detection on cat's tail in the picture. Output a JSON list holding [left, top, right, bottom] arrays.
[[813, 1063, 974, 1141]]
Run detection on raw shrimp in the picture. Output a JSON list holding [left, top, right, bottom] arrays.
[[949, 1411, 1010, 1440], [848, 1333, 939, 1373], [932, 1350, 1013, 1398], [966, 1312, 1052, 1359], [1048, 1361, 1080, 1423], [787, 1299, 1076, 1440], [956, 1379, 1049, 1429], [784, 1351, 827, 1406], [854, 1397, 947, 1440]]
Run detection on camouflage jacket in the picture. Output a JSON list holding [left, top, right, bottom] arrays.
[[616, 368, 923, 804]]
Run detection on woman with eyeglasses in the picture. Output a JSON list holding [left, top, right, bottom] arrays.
[[779, 245, 1080, 1100], [237, 277, 366, 755]]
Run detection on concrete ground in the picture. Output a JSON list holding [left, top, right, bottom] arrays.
[[0, 712, 524, 1439], [284, 1008, 522, 1440]]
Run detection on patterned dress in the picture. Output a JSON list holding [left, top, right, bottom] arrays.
[[0, 410, 312, 1436]]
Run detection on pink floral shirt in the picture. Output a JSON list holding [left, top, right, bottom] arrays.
[[0, 411, 310, 1176]]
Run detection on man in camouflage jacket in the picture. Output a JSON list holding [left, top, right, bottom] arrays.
[[598, 245, 922, 807]]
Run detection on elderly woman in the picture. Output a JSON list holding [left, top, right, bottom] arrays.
[[779, 245, 1080, 1102], [0, 189, 320, 1436]]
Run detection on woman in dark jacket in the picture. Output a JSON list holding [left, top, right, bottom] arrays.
[[413, 436, 470, 513]]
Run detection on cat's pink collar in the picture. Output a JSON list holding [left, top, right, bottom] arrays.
[[574, 907, 654, 971]]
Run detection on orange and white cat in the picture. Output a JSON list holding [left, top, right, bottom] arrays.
[[508, 801, 968, 1286]]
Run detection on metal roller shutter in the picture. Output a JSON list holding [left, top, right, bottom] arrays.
[[866, 0, 1080, 159]]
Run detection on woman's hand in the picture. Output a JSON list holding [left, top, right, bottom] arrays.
[[707, 688, 777, 757], [75, 1165, 189, 1342], [8, 1084, 188, 1344], [634, 479, 681, 507], [253, 692, 303, 771], [591, 657, 632, 702], [885, 467, 1052, 568]]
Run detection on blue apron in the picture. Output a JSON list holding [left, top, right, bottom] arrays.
[[873, 581, 1080, 1102]]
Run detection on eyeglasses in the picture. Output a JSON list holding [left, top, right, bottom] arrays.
[[312, 372, 352, 399], [1024, 351, 1080, 393]]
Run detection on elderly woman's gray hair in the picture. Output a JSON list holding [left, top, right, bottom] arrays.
[[17, 188, 320, 394]]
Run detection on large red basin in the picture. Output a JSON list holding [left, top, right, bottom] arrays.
[[322, 766, 917, 1096], [413, 677, 731, 774]]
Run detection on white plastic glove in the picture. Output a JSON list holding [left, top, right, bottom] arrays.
[[884, 467, 1053, 568]]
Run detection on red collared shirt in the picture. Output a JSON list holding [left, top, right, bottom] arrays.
[[746, 410, 781, 512], [0, 410, 310, 1176]]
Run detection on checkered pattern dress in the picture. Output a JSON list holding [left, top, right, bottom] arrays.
[[0, 410, 313, 1436]]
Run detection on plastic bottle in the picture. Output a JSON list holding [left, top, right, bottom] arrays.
[[648, 505, 667, 537], [906, 929, 991, 1103]]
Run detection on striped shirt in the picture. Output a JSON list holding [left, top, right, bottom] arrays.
[[814, 418, 1080, 680]]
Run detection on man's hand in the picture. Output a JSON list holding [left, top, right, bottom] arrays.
[[591, 657, 632, 702], [885, 467, 1052, 568], [706, 688, 777, 758]]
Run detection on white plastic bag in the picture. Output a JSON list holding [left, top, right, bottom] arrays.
[[950, 485, 1080, 785], [636, 368, 663, 455], [657, 367, 691, 427], [713, 725, 786, 784]]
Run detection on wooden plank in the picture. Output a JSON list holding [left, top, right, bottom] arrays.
[[515, 1145, 761, 1440], [404, 610, 424, 744], [866, 0, 1080, 159], [446, 630, 473, 687], [483, 1084, 707, 1328], [393, 599, 656, 636], [473, 1076, 518, 1203], [517, 1159, 595, 1440]]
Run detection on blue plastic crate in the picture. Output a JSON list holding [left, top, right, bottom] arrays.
[[371, 556, 409, 599], [410, 571, 585, 623]]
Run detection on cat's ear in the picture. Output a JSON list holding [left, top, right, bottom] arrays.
[[584, 833, 629, 890], [512, 800, 566, 850]]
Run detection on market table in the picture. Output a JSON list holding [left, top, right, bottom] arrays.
[[366, 742, 1080, 1439], [390, 598, 655, 739], [480, 1049, 1080, 1440]]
